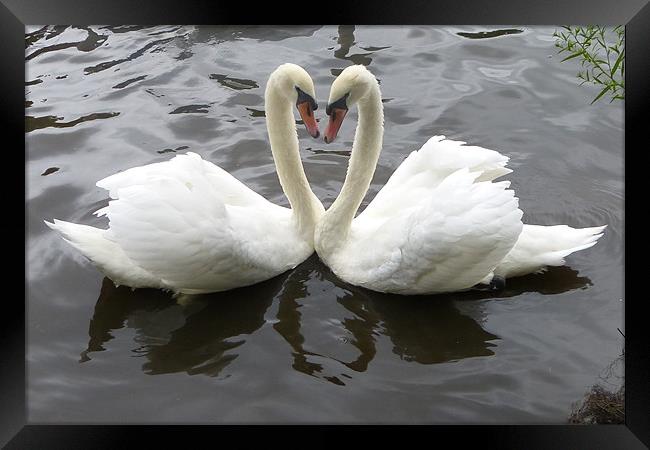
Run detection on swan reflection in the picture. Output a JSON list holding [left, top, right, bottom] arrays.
[[81, 257, 592, 383], [80, 275, 281, 376]]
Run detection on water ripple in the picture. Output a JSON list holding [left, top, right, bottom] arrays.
[[84, 37, 176, 75], [457, 29, 524, 39], [26, 112, 120, 133]]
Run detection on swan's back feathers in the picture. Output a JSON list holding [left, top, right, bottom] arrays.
[[339, 167, 523, 294], [396, 135, 512, 182], [493, 224, 607, 279], [97, 152, 270, 208], [358, 136, 511, 223]]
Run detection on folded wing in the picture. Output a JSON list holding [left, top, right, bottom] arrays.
[[342, 137, 523, 294], [52, 153, 308, 294]]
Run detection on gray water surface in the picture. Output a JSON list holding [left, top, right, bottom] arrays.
[[26, 25, 624, 423]]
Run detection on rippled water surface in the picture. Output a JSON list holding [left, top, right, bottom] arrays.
[[26, 25, 624, 423]]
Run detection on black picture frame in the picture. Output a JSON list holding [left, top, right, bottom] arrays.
[[5, 0, 648, 448]]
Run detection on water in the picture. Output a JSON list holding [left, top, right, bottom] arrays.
[[26, 25, 624, 423]]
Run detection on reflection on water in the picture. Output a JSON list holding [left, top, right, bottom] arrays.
[[331, 26, 376, 75], [457, 29, 524, 39], [41, 167, 59, 176], [81, 276, 280, 376], [27, 25, 623, 423], [25, 26, 108, 61], [307, 148, 351, 157], [80, 256, 593, 383], [85, 37, 177, 75], [26, 112, 120, 133], [209, 73, 259, 90]]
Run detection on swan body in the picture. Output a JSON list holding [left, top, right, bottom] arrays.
[[46, 63, 324, 295], [316, 65, 605, 295]]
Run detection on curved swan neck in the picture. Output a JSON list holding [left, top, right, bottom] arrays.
[[320, 81, 384, 240], [265, 81, 323, 238]]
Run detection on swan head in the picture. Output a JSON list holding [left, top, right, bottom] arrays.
[[268, 63, 320, 138], [324, 65, 377, 143]]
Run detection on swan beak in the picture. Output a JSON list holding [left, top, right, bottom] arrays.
[[324, 108, 347, 144], [297, 102, 320, 138]]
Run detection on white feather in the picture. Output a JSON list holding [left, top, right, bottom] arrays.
[[46, 64, 324, 295], [493, 224, 607, 279]]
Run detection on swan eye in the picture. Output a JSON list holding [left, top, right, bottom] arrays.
[[326, 93, 349, 116], [295, 87, 318, 111]]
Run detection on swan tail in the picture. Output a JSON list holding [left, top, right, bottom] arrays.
[[493, 224, 607, 279], [45, 219, 111, 257], [44, 219, 163, 289]]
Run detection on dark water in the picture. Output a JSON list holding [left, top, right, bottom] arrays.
[[26, 25, 624, 423]]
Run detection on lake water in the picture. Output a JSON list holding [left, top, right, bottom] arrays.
[[26, 25, 624, 423]]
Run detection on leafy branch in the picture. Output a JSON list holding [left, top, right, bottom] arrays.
[[553, 25, 624, 104]]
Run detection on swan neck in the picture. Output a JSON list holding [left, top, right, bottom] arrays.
[[265, 86, 322, 238], [320, 84, 383, 241]]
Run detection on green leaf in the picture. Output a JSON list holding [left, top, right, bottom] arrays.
[[611, 51, 624, 76], [561, 51, 583, 62], [591, 85, 611, 104]]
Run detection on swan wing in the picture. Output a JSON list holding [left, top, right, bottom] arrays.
[[345, 167, 523, 294], [97, 153, 307, 293], [358, 135, 512, 222], [96, 152, 270, 212]]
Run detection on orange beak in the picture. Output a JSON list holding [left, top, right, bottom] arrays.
[[297, 101, 320, 138], [324, 108, 348, 144]]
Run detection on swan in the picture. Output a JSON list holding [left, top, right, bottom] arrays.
[[45, 63, 325, 295], [315, 65, 606, 295]]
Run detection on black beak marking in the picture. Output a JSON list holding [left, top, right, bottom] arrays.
[[326, 93, 349, 116], [296, 86, 318, 111]]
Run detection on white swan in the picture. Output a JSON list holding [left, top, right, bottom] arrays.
[[46, 63, 325, 295], [315, 65, 606, 295]]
